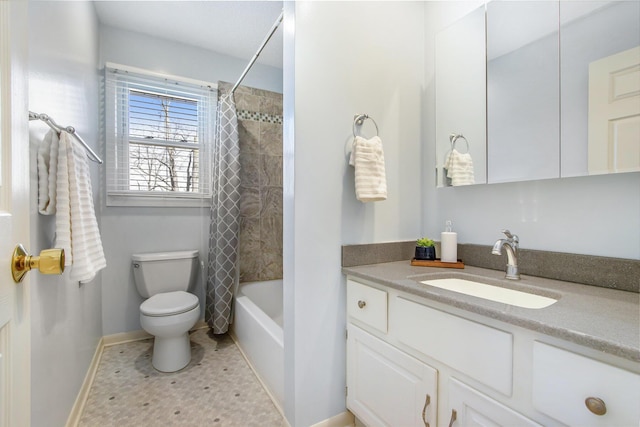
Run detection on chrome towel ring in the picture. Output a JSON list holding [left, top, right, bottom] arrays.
[[449, 133, 469, 154], [353, 114, 379, 138]]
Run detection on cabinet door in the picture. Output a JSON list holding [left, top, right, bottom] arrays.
[[448, 379, 542, 427], [347, 324, 437, 427]]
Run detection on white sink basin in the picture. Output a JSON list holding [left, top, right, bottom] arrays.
[[420, 278, 557, 309]]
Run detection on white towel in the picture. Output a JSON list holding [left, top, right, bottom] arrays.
[[40, 131, 107, 283], [444, 149, 475, 186], [349, 135, 387, 202], [37, 130, 60, 214]]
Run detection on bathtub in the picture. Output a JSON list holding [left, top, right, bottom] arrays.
[[231, 279, 284, 410]]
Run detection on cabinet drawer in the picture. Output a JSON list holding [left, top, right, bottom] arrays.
[[533, 341, 640, 427], [347, 280, 388, 333], [393, 297, 513, 395]]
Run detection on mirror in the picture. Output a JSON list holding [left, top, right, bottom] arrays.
[[560, 1, 640, 177], [435, 5, 487, 187], [487, 1, 560, 183], [435, 0, 640, 187]]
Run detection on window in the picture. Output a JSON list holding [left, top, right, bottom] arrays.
[[105, 63, 216, 207]]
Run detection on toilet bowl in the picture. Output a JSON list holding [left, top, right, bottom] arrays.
[[132, 251, 200, 372]]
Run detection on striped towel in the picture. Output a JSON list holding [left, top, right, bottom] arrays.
[[349, 136, 387, 202], [444, 149, 475, 186], [37, 130, 60, 214], [39, 130, 107, 283]]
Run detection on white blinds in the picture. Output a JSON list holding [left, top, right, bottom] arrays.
[[105, 64, 216, 204]]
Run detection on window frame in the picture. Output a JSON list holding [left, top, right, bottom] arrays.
[[105, 63, 217, 207]]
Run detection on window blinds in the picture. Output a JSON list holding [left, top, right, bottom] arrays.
[[105, 64, 216, 204]]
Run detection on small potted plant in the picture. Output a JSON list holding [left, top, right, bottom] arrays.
[[415, 237, 436, 260]]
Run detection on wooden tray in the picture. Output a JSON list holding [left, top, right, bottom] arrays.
[[410, 258, 465, 269]]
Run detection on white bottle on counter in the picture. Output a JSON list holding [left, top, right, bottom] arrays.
[[441, 220, 457, 263]]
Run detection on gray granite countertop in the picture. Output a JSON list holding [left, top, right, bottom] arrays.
[[343, 261, 640, 362]]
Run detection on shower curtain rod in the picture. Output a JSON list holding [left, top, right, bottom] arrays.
[[231, 9, 284, 95]]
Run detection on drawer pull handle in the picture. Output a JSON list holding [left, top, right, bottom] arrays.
[[357, 300, 366, 309], [421, 394, 431, 427], [448, 409, 457, 427], [585, 397, 607, 416]]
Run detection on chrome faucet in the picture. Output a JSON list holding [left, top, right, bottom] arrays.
[[492, 229, 520, 280]]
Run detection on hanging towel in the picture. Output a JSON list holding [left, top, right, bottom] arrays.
[[37, 130, 60, 214], [444, 149, 475, 186], [39, 130, 106, 283], [349, 135, 387, 202]]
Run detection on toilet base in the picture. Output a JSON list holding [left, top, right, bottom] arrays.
[[152, 333, 191, 372]]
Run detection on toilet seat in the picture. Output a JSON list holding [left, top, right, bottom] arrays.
[[140, 291, 199, 317]]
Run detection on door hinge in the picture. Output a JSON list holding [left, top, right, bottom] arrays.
[[345, 329, 348, 340], [345, 386, 348, 397]]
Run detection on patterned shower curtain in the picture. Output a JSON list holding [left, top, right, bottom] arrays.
[[206, 90, 241, 334]]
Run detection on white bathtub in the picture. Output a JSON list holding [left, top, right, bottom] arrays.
[[231, 279, 284, 410]]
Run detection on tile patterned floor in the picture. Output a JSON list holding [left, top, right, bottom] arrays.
[[78, 328, 287, 427]]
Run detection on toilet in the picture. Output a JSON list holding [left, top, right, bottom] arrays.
[[132, 250, 200, 372]]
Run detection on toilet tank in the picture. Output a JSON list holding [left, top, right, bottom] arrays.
[[132, 250, 199, 298]]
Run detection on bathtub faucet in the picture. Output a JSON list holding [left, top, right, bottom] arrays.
[[491, 229, 520, 280]]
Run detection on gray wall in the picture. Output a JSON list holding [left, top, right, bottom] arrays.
[[98, 24, 283, 335], [28, 2, 102, 426]]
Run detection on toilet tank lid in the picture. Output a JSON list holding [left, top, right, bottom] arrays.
[[132, 250, 198, 262]]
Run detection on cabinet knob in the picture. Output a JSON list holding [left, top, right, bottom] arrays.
[[357, 300, 366, 309], [585, 397, 607, 416]]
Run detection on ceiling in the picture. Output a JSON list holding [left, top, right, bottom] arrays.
[[94, 1, 284, 69]]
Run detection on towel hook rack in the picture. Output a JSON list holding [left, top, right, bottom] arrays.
[[449, 133, 469, 154], [353, 114, 379, 138], [29, 111, 103, 164]]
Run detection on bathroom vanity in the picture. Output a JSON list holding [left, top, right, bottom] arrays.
[[342, 262, 640, 427]]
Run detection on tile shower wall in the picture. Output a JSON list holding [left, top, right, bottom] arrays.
[[220, 82, 283, 282]]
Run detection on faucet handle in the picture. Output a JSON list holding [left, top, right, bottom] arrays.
[[501, 229, 519, 244]]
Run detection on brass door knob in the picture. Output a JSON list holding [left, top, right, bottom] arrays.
[[11, 244, 65, 283]]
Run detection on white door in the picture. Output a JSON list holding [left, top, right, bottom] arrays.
[[588, 46, 640, 174], [0, 1, 31, 426]]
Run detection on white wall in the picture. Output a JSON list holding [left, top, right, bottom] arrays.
[[284, 2, 425, 425], [28, 2, 102, 426], [100, 25, 283, 94], [98, 24, 283, 335], [424, 2, 640, 260]]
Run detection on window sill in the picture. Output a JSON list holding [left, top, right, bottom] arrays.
[[106, 192, 211, 208]]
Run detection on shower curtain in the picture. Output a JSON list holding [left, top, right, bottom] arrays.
[[206, 89, 241, 334]]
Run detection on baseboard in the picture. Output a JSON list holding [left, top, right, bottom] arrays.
[[102, 319, 208, 347], [102, 329, 152, 347], [65, 337, 105, 427], [310, 411, 355, 427]]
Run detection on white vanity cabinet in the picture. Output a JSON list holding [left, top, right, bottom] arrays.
[[345, 277, 640, 427], [346, 279, 437, 427]]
